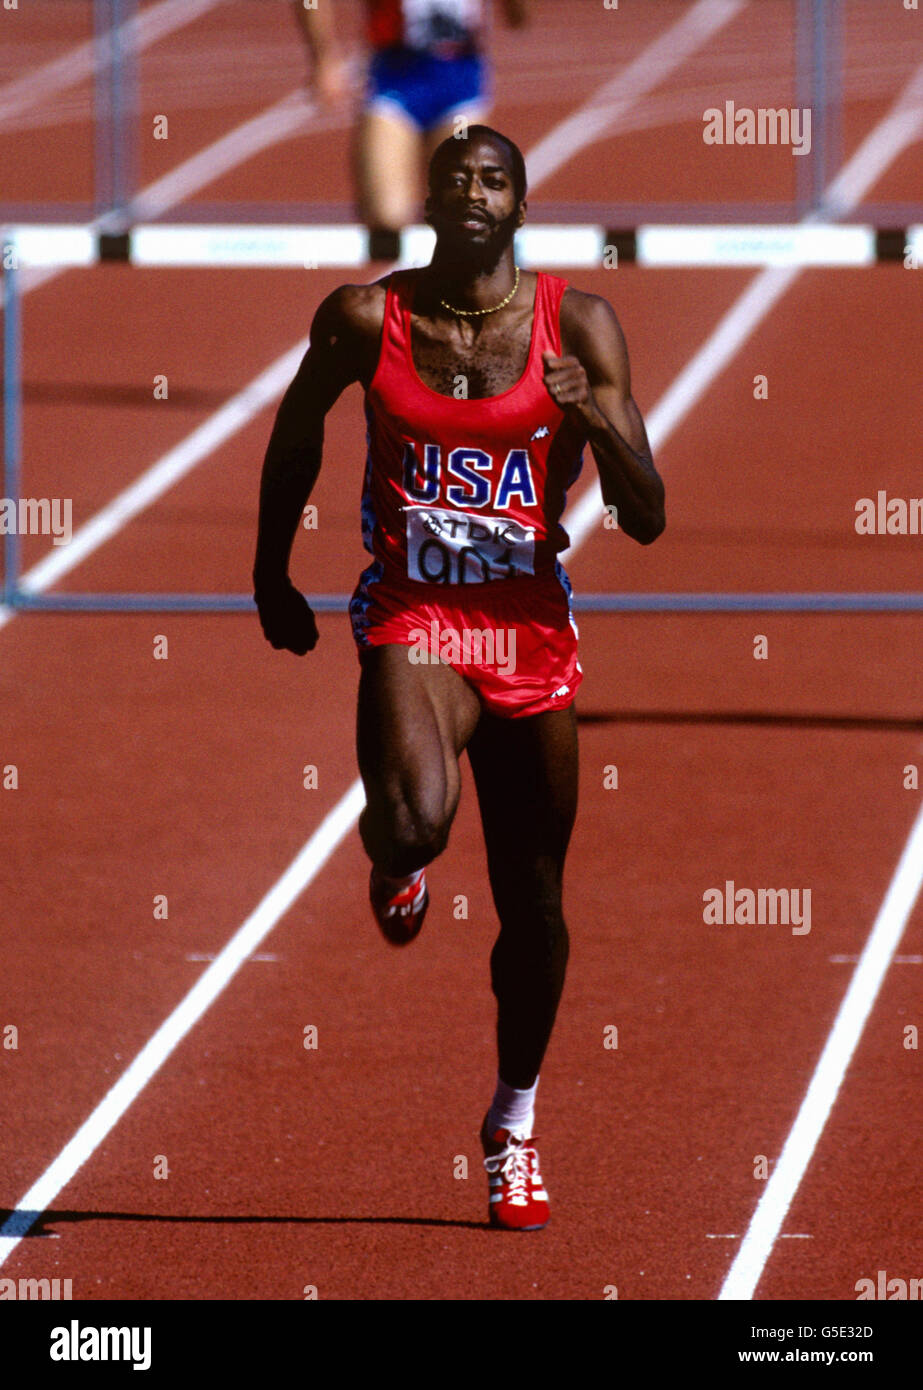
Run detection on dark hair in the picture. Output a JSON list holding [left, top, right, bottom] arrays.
[[428, 125, 528, 203]]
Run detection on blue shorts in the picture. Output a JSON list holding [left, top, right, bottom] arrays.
[[365, 47, 488, 133]]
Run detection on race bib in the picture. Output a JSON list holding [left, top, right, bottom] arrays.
[[405, 505, 535, 584]]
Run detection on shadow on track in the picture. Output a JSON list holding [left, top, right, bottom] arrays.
[[0, 1208, 488, 1235], [577, 710, 923, 732]]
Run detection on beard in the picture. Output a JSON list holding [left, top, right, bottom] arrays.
[[429, 204, 520, 276]]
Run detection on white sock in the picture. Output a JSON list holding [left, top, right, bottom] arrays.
[[487, 1075, 538, 1140]]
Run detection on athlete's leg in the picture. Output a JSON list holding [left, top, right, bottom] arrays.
[[357, 644, 482, 877], [467, 705, 579, 1089], [355, 104, 421, 248]]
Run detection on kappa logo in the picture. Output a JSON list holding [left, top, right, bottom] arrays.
[[531, 426, 550, 440], [551, 684, 570, 699]]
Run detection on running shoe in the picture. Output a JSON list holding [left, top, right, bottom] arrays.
[[480, 1114, 550, 1231], [369, 866, 429, 946]]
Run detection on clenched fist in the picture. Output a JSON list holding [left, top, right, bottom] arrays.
[[254, 578, 318, 655], [542, 350, 591, 412]]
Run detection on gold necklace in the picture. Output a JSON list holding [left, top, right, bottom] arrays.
[[440, 266, 520, 318]]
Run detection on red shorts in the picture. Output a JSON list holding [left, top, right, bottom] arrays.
[[349, 561, 583, 718]]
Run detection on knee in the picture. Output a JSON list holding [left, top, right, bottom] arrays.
[[392, 800, 451, 863], [362, 788, 451, 871]]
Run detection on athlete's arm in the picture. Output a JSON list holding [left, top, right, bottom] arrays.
[[253, 285, 379, 654], [548, 290, 665, 545], [291, 0, 349, 108]]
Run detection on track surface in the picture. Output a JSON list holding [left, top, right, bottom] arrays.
[[1, 0, 922, 1302]]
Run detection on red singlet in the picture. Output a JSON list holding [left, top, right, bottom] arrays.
[[350, 270, 588, 718]]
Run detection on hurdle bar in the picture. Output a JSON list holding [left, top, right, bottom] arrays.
[[3, 222, 919, 270], [6, 593, 923, 615]]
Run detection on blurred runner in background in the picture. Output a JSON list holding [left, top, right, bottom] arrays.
[[293, 0, 528, 258]]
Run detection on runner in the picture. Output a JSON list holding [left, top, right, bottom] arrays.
[[253, 126, 665, 1229], [293, 0, 528, 258]]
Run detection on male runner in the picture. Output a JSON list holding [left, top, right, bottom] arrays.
[[253, 127, 665, 1230], [293, 0, 527, 259]]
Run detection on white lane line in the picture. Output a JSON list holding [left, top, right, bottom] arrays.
[[0, 0, 222, 126], [0, 332, 311, 631], [526, 0, 747, 189], [718, 800, 923, 1301], [560, 60, 923, 555], [0, 780, 366, 1264]]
